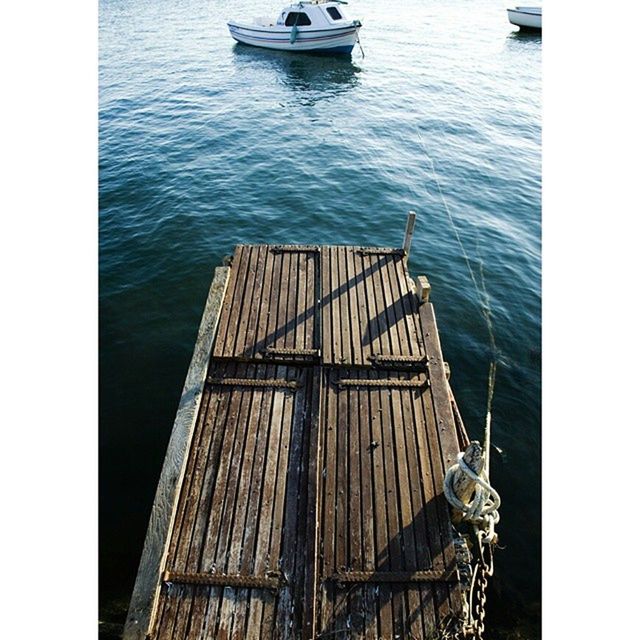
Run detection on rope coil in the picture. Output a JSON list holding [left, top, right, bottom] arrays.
[[443, 451, 501, 545]]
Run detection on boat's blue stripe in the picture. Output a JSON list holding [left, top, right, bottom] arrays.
[[230, 29, 356, 44], [227, 23, 355, 35], [231, 40, 354, 55]]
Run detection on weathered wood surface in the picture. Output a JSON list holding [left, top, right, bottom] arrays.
[[320, 245, 425, 366], [212, 245, 319, 361], [126, 245, 469, 639], [449, 442, 485, 525], [123, 266, 230, 640]]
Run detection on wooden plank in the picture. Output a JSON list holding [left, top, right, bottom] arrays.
[[218, 246, 250, 358], [275, 251, 292, 349], [210, 365, 258, 639], [155, 364, 236, 639], [245, 364, 280, 638], [251, 364, 288, 635], [378, 256, 402, 358], [347, 369, 364, 634], [376, 372, 406, 638], [123, 266, 230, 640], [162, 365, 238, 639], [338, 246, 353, 364], [265, 246, 284, 354], [318, 367, 339, 635], [275, 368, 309, 638], [296, 247, 308, 352], [399, 381, 437, 637], [254, 244, 276, 358], [390, 376, 429, 638], [224, 246, 255, 357], [329, 246, 342, 364], [301, 365, 323, 640], [367, 253, 392, 359], [303, 252, 315, 352], [242, 245, 268, 358], [269, 365, 303, 637], [320, 246, 332, 366], [212, 247, 243, 358], [197, 368, 253, 563], [212, 366, 272, 638], [394, 258, 426, 356], [232, 246, 260, 357], [333, 363, 349, 630], [344, 246, 360, 365], [420, 304, 461, 494], [386, 255, 416, 357], [357, 369, 378, 639], [218, 365, 269, 638], [290, 373, 313, 638], [369, 369, 393, 639], [347, 247, 367, 366], [184, 365, 238, 576], [419, 303, 464, 622]]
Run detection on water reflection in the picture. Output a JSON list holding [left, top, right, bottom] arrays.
[[233, 43, 362, 105], [505, 29, 542, 49]]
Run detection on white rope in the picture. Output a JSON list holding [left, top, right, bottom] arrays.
[[415, 130, 502, 543], [443, 450, 501, 545]]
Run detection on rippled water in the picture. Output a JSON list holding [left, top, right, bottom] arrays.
[[99, 0, 541, 637]]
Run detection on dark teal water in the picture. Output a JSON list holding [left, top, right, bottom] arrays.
[[99, 0, 541, 637]]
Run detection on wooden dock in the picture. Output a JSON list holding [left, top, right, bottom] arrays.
[[124, 242, 471, 640]]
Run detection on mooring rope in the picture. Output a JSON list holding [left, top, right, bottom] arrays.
[[415, 128, 500, 441], [415, 130, 502, 633], [443, 449, 501, 544], [356, 30, 365, 58]]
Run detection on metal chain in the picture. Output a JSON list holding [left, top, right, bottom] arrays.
[[474, 562, 488, 640], [472, 530, 495, 639]]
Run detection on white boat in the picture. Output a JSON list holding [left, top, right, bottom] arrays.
[[227, 1, 362, 55], [507, 6, 542, 30]]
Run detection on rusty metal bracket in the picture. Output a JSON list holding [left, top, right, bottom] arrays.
[[206, 377, 299, 390], [270, 245, 320, 253], [335, 378, 428, 390], [163, 570, 285, 590], [330, 570, 456, 585], [262, 347, 321, 359], [356, 247, 406, 257], [368, 354, 428, 369]]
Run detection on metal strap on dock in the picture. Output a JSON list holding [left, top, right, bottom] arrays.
[[336, 378, 428, 389], [356, 247, 406, 257], [163, 570, 285, 590], [270, 245, 320, 253], [206, 377, 299, 390], [262, 347, 321, 359], [369, 354, 427, 368], [330, 570, 456, 585]]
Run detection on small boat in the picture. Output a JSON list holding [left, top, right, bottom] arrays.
[[507, 6, 542, 30], [227, 1, 362, 55]]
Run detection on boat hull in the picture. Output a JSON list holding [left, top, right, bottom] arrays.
[[507, 8, 541, 30], [227, 22, 360, 54]]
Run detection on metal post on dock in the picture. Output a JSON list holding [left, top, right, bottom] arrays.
[[403, 211, 416, 261]]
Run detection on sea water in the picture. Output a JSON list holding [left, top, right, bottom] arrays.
[[100, 1, 541, 636]]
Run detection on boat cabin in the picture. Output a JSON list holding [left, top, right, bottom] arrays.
[[275, 1, 351, 28]]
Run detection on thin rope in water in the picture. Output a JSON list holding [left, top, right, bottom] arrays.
[[415, 129, 499, 473]]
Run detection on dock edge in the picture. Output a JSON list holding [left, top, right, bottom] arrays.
[[122, 266, 230, 640]]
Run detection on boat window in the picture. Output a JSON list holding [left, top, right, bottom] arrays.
[[326, 7, 343, 20], [285, 12, 312, 26]]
